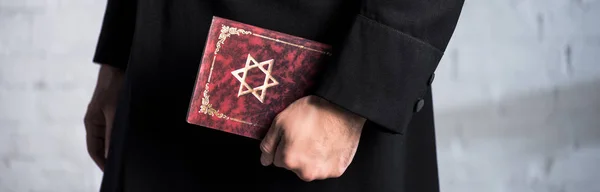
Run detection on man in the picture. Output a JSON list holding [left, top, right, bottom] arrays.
[[84, 0, 464, 191]]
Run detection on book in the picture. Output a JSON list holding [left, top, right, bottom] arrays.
[[186, 16, 332, 140]]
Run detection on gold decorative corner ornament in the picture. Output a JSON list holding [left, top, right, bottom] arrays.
[[200, 83, 229, 119], [215, 25, 252, 55]]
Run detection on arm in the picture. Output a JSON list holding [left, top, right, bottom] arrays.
[[93, 0, 137, 70], [85, 0, 137, 171], [84, 64, 124, 171], [260, 0, 465, 181], [314, 0, 465, 134]]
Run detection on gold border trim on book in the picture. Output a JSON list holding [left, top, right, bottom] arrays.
[[199, 24, 331, 126]]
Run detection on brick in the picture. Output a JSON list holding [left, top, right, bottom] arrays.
[[545, 148, 600, 192], [458, 42, 562, 82], [0, 89, 36, 121], [0, 120, 19, 168], [0, 0, 47, 8], [451, 0, 540, 43], [0, 57, 44, 89], [0, 9, 34, 55], [433, 41, 564, 113], [568, 43, 600, 81], [34, 88, 92, 123], [30, 4, 105, 56], [432, 80, 494, 113], [38, 55, 99, 91], [0, 122, 98, 192], [541, 0, 600, 38], [435, 48, 459, 83], [555, 80, 600, 111]]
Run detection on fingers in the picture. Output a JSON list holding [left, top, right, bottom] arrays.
[[294, 169, 319, 182], [269, 133, 345, 182], [260, 118, 281, 166], [86, 134, 106, 171], [271, 137, 324, 182], [271, 137, 313, 181], [293, 164, 342, 182], [272, 138, 292, 168], [84, 105, 107, 171]]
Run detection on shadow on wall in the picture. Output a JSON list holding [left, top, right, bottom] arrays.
[[434, 79, 600, 192]]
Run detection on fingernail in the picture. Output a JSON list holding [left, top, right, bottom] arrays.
[[260, 156, 267, 166], [260, 154, 269, 166]]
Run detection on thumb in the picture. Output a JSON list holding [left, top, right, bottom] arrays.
[[260, 117, 282, 166]]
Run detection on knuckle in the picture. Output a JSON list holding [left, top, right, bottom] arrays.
[[273, 113, 280, 122], [299, 171, 316, 182], [282, 154, 297, 168], [259, 142, 271, 154], [86, 146, 98, 159], [83, 121, 94, 131], [332, 167, 346, 178], [83, 112, 101, 131], [83, 114, 93, 127], [274, 109, 289, 122]]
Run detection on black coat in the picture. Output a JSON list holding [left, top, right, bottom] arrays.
[[93, 0, 464, 191]]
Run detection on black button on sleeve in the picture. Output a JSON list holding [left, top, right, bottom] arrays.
[[414, 99, 425, 112], [428, 73, 435, 85]]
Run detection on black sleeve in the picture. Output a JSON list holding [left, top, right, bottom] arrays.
[[313, 0, 465, 134], [92, 0, 137, 70]]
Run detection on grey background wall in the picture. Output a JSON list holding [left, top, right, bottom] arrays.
[[1, 0, 599, 191]]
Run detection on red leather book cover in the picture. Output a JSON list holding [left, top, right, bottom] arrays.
[[187, 16, 332, 140]]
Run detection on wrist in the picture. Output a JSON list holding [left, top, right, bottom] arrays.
[[90, 64, 125, 107], [96, 64, 125, 91], [309, 95, 367, 130]]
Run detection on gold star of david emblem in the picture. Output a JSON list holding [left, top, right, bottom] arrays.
[[231, 54, 279, 103]]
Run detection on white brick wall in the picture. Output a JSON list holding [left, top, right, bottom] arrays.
[[0, 0, 104, 191], [0, 0, 599, 191], [433, 0, 600, 192]]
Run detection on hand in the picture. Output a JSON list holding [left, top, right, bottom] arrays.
[[84, 65, 124, 171], [260, 95, 366, 182]]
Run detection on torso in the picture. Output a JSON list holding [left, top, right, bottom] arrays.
[[104, 1, 438, 192]]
